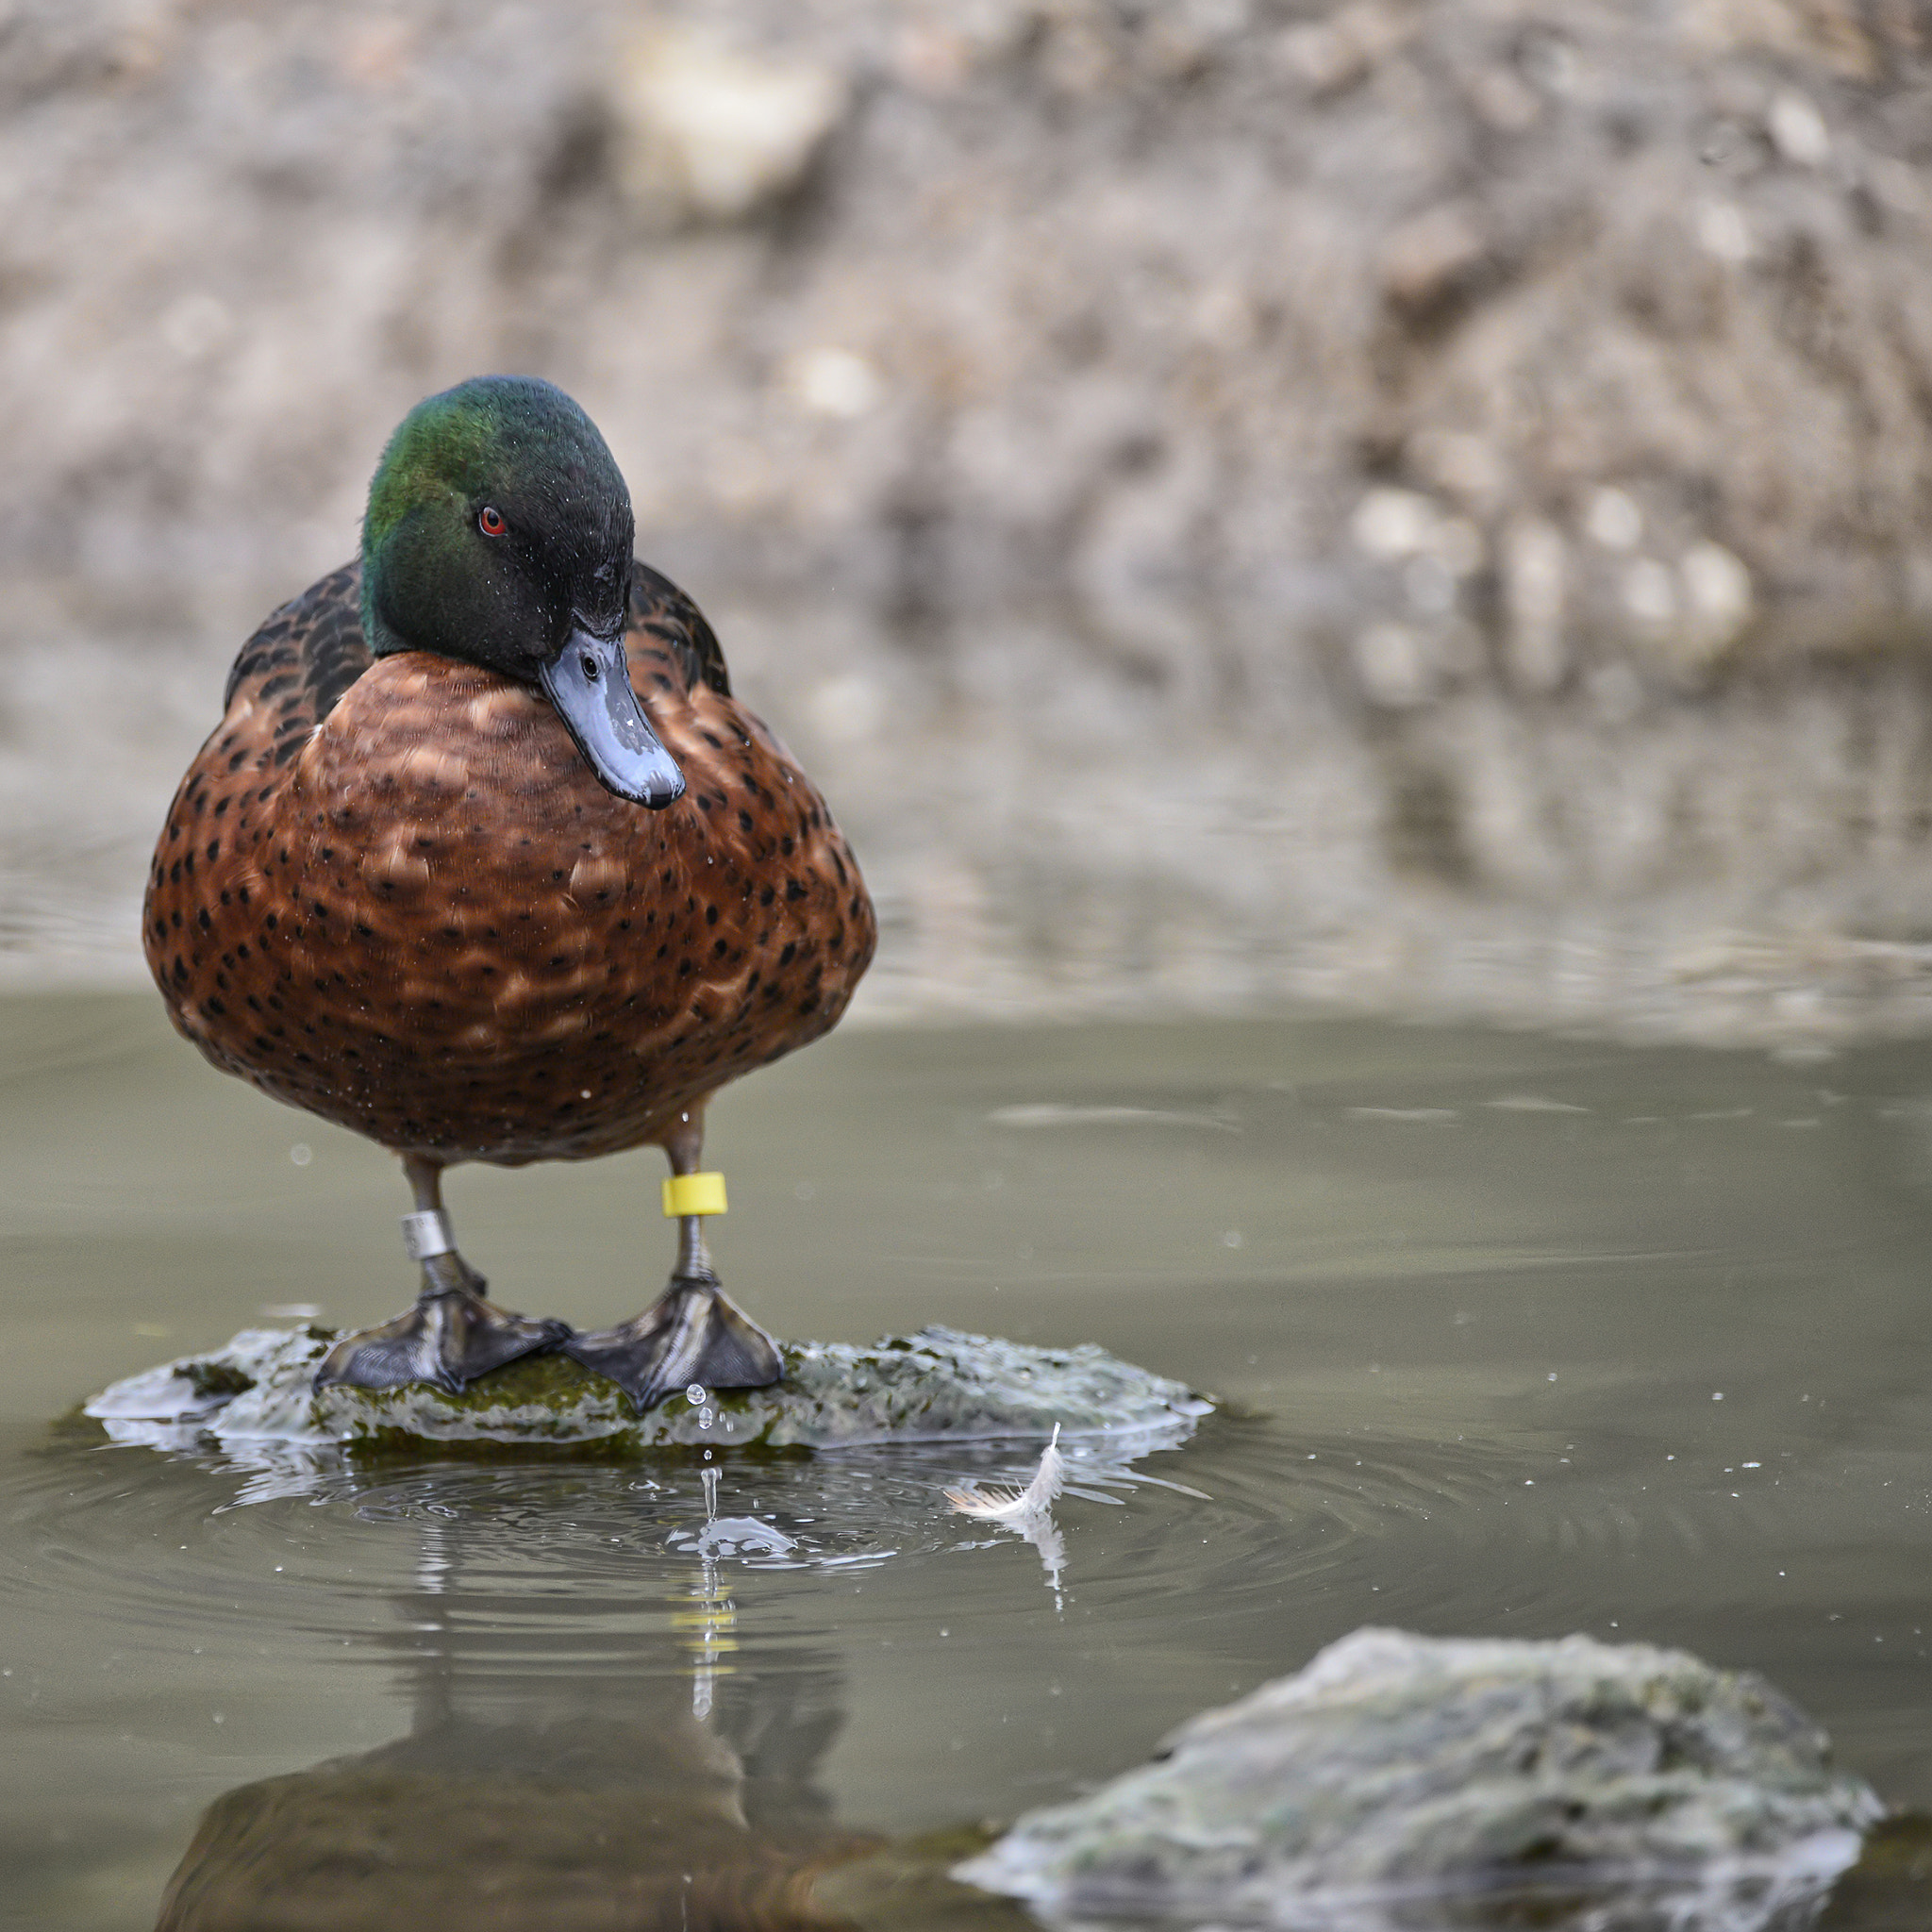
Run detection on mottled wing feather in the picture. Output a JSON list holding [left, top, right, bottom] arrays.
[[222, 561, 373, 726], [628, 559, 730, 699], [222, 558, 724, 724]]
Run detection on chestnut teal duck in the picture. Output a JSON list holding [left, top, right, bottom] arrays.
[[144, 375, 874, 1409]]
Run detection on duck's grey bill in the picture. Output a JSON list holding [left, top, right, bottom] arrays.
[[540, 630, 685, 809]]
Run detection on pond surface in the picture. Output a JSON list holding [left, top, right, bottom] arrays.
[[1, 993, 1929, 1926]]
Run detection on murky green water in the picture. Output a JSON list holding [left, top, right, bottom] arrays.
[[2, 993, 1929, 1926]]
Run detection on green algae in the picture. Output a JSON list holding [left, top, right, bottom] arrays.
[[184, 1360, 257, 1402]]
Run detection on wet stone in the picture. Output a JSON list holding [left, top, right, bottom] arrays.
[[958, 1627, 1884, 1932], [85, 1324, 1209, 1457]]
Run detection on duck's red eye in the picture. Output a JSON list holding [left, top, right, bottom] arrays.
[[477, 506, 507, 537]]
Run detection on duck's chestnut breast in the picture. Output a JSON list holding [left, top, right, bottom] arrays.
[[146, 651, 874, 1163]]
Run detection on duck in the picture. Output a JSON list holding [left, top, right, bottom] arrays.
[[143, 375, 875, 1410]]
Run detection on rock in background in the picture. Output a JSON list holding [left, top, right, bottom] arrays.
[[8, 0, 1932, 1041], [958, 1626, 1884, 1930]]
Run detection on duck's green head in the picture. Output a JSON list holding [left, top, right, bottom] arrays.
[[360, 375, 683, 808]]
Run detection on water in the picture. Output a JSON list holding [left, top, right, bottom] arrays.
[[2, 993, 1929, 1926]]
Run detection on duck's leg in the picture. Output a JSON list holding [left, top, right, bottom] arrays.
[[562, 1109, 782, 1412], [313, 1156, 573, 1395]]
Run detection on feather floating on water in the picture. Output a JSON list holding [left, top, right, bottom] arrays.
[[944, 1424, 1064, 1520]]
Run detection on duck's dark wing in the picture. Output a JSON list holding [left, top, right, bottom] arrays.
[[218, 556, 722, 728], [627, 559, 730, 699], [222, 561, 373, 728]]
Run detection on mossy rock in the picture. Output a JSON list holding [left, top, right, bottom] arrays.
[[959, 1627, 1883, 1929], [87, 1324, 1210, 1459]]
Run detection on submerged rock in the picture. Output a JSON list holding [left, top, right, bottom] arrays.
[[85, 1324, 1208, 1458], [958, 1627, 1882, 1931], [1814, 1812, 1932, 1929]]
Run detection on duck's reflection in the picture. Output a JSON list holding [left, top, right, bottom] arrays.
[[156, 1520, 879, 1931]]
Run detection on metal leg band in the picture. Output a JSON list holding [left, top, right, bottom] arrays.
[[401, 1208, 457, 1261]]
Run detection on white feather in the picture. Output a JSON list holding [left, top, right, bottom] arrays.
[[944, 1424, 1064, 1520]]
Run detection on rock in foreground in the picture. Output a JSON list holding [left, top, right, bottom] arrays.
[[86, 1324, 1208, 1457], [958, 1627, 1882, 1931]]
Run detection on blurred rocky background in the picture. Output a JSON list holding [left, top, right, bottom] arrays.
[[7, 0, 1932, 1043]]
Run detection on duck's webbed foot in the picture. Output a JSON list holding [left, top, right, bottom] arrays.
[[562, 1271, 782, 1413], [314, 1266, 573, 1396], [313, 1168, 572, 1395]]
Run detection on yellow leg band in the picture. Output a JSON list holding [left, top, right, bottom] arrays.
[[663, 1171, 728, 1218]]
